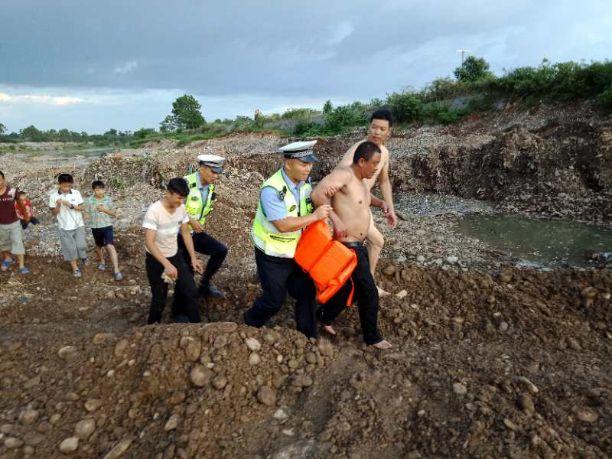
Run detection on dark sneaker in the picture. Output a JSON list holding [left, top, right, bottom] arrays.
[[199, 283, 224, 298]]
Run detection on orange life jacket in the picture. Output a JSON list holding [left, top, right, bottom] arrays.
[[295, 220, 357, 305]]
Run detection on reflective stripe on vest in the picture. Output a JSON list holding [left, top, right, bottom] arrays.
[[251, 169, 313, 258], [184, 172, 215, 227]]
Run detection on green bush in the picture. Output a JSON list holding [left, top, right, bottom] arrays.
[[387, 91, 423, 123], [322, 102, 368, 134], [293, 121, 322, 137], [281, 108, 319, 121], [597, 87, 612, 111], [489, 60, 612, 103], [421, 101, 467, 125], [133, 128, 157, 139], [421, 78, 468, 102], [454, 56, 494, 83]]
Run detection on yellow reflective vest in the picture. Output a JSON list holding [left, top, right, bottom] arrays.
[[251, 169, 313, 258], [184, 172, 215, 227]]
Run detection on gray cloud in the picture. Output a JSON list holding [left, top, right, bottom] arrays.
[[0, 0, 610, 131]]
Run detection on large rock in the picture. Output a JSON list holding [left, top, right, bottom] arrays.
[[74, 418, 96, 440], [102, 438, 133, 459], [257, 386, 277, 406], [59, 436, 79, 454], [190, 365, 212, 387]]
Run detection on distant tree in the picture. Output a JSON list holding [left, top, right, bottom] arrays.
[[159, 115, 178, 133], [134, 128, 156, 139], [454, 56, 494, 83], [171, 94, 205, 130], [323, 100, 333, 115], [20, 125, 45, 141], [58, 128, 72, 142], [0, 123, 7, 136]]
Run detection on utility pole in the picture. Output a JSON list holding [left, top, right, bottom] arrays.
[[456, 49, 469, 66]]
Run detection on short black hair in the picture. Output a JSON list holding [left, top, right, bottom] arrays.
[[0, 171, 4, 179], [91, 180, 105, 190], [370, 108, 393, 127], [353, 141, 381, 164], [167, 177, 189, 197], [58, 173, 74, 184], [16, 190, 27, 198]]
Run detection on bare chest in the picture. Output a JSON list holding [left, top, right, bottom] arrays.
[[340, 179, 370, 208]]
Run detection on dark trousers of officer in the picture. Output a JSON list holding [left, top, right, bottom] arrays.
[[244, 248, 318, 338], [317, 242, 383, 345], [145, 252, 201, 324], [178, 232, 228, 290]]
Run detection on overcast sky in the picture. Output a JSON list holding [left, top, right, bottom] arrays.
[[1, 0, 610, 133]]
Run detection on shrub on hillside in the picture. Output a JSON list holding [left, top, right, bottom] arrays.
[[322, 102, 368, 134], [281, 108, 319, 121], [489, 60, 612, 103], [597, 87, 612, 111], [454, 56, 494, 83], [421, 78, 468, 102], [421, 101, 467, 125], [387, 91, 423, 123]]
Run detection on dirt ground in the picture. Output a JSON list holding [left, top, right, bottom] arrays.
[[1, 242, 610, 458], [0, 103, 611, 458]]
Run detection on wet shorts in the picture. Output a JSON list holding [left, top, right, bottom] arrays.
[[91, 226, 114, 247]]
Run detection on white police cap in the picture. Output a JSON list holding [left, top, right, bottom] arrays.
[[279, 140, 318, 163], [197, 154, 225, 173]]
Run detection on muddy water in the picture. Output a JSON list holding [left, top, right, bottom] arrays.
[[455, 214, 612, 267]]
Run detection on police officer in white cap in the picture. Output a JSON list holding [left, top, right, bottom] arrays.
[[244, 140, 332, 338], [178, 154, 228, 298]]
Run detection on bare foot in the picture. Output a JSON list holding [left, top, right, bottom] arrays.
[[371, 340, 393, 349], [377, 286, 390, 297], [322, 325, 337, 336]]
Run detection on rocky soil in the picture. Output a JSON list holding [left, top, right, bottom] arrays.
[[0, 102, 610, 458]]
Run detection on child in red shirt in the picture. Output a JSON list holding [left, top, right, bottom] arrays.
[[14, 191, 40, 229]]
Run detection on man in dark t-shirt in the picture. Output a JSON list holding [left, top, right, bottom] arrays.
[[0, 171, 28, 274]]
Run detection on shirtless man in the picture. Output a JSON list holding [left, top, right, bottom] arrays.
[[311, 141, 392, 349], [337, 108, 397, 296]]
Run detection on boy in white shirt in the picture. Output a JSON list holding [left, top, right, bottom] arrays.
[[142, 178, 204, 324], [49, 173, 88, 277]]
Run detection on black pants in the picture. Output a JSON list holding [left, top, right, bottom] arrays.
[[244, 248, 318, 338], [318, 242, 383, 345], [20, 217, 39, 229], [145, 252, 201, 324], [178, 232, 228, 290]]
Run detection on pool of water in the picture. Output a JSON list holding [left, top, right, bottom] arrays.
[[455, 214, 612, 267]]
